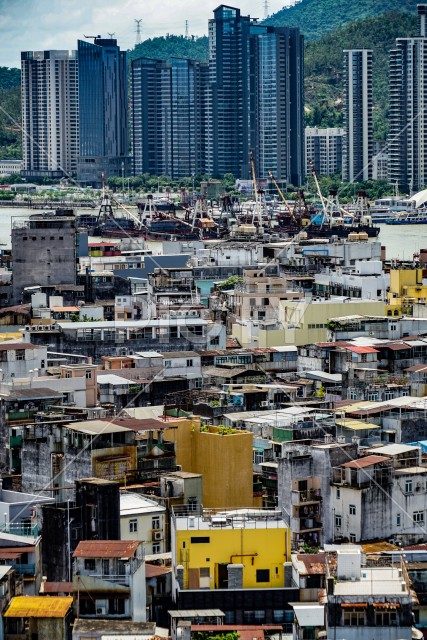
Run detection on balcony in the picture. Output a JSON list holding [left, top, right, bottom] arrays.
[[291, 516, 322, 533], [89, 573, 130, 586], [291, 489, 322, 506], [13, 563, 35, 576], [0, 523, 38, 537]]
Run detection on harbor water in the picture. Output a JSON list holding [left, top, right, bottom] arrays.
[[0, 205, 426, 259]]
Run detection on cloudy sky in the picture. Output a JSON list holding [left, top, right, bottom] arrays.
[[0, 0, 292, 69]]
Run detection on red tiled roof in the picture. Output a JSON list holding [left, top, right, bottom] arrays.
[[341, 454, 391, 469], [73, 540, 140, 559]]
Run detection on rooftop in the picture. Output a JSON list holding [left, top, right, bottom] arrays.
[[173, 508, 286, 531], [72, 619, 156, 635], [4, 596, 73, 618], [120, 492, 166, 516], [73, 540, 141, 559], [340, 455, 391, 469], [333, 567, 410, 597]]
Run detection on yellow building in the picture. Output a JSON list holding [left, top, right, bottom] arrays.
[[387, 268, 427, 316], [172, 508, 291, 591], [165, 420, 258, 509], [232, 298, 385, 347]]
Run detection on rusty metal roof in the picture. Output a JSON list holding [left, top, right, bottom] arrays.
[[4, 596, 73, 618], [42, 582, 73, 594], [73, 540, 140, 559], [341, 454, 391, 469], [295, 553, 326, 575], [145, 563, 172, 578]]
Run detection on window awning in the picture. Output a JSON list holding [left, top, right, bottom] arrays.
[[341, 603, 367, 609], [373, 603, 400, 609]]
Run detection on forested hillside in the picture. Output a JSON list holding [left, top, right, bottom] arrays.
[[266, 0, 417, 39], [304, 11, 417, 138], [130, 34, 208, 63], [0, 67, 21, 160]]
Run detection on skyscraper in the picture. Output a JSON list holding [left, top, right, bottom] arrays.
[[77, 38, 129, 187], [21, 50, 78, 179], [342, 49, 373, 183], [131, 57, 208, 178], [207, 5, 252, 179], [207, 5, 304, 184], [249, 24, 304, 185], [305, 127, 345, 176], [389, 5, 427, 192]]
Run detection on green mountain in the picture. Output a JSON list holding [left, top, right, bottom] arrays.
[[130, 35, 208, 63], [266, 0, 418, 40], [304, 11, 418, 137], [0, 67, 21, 160]]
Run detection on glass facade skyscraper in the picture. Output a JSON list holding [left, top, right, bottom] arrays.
[[131, 57, 208, 178], [77, 38, 130, 187], [207, 5, 304, 184], [342, 49, 373, 183]]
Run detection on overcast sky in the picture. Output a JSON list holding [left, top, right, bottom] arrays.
[[0, 0, 293, 69]]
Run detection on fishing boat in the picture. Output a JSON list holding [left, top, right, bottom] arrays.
[[386, 209, 427, 225]]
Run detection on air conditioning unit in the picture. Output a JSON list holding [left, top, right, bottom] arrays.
[[153, 531, 163, 541], [96, 606, 106, 615], [260, 401, 269, 408]]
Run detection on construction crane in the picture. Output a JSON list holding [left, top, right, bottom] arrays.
[[268, 170, 298, 226], [249, 149, 264, 228]]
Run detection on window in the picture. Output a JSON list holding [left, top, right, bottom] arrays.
[[349, 504, 356, 515], [405, 479, 413, 494], [256, 569, 270, 583], [335, 515, 342, 528], [210, 336, 220, 346], [65, 371, 71, 379], [349, 533, 356, 543], [84, 559, 95, 571], [413, 511, 424, 524], [188, 496, 198, 512], [165, 360, 171, 368], [152, 516, 160, 530], [254, 450, 264, 465], [375, 611, 397, 626], [15, 350, 25, 361], [129, 519, 137, 533], [152, 543, 160, 554], [396, 513, 401, 526], [186, 359, 193, 367], [336, 488, 341, 499], [190, 536, 210, 543], [343, 609, 365, 626], [85, 371, 92, 379]]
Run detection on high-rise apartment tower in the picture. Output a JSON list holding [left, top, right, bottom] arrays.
[[342, 49, 373, 183], [21, 50, 78, 179]]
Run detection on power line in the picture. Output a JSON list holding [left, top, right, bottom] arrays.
[[264, 0, 269, 19], [135, 18, 142, 46]]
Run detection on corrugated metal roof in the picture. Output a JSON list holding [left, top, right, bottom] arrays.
[[145, 564, 172, 578], [41, 582, 72, 594], [4, 596, 73, 618], [344, 346, 379, 354], [379, 342, 410, 351], [341, 454, 391, 469], [366, 443, 420, 456], [73, 540, 140, 559]]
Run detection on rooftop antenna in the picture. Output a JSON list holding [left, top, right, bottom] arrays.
[[135, 18, 142, 45], [263, 0, 269, 19], [185, 20, 189, 39], [108, 32, 115, 39]]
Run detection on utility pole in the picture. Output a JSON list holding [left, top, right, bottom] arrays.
[[135, 18, 142, 46]]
